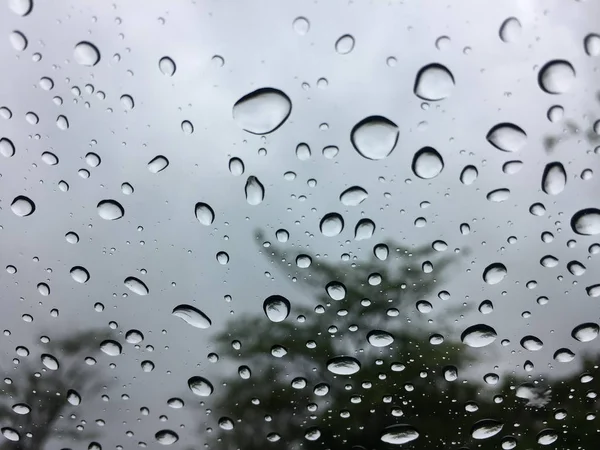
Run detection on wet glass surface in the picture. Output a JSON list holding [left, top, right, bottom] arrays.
[[1, 0, 600, 449]]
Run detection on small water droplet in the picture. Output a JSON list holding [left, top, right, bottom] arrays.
[[435, 36, 451, 50], [125, 330, 144, 344], [538, 60, 575, 94], [263, 295, 290, 322], [67, 389, 81, 405], [100, 340, 121, 356], [9, 31, 27, 51], [414, 63, 454, 101], [460, 165, 478, 185], [340, 186, 368, 206], [295, 143, 311, 160], [335, 34, 355, 54], [41, 353, 59, 370], [486, 188, 510, 202], [326, 356, 361, 375], [540, 255, 559, 268], [471, 419, 504, 439], [355, 219, 375, 241], [541, 162, 566, 195], [486, 123, 527, 152], [571, 208, 600, 235], [547, 105, 564, 122], [350, 116, 399, 160], [276, 229, 289, 242], [120, 94, 134, 110], [147, 155, 169, 173], [97, 200, 124, 220], [292, 17, 310, 35], [233, 88, 291, 134], [412, 147, 444, 179], [479, 300, 494, 314], [124, 277, 148, 295], [195, 203, 215, 226], [74, 41, 100, 66], [520, 335, 543, 351], [181, 120, 193, 134], [155, 430, 178, 445], [172, 305, 211, 329], [70, 266, 90, 283], [461, 324, 497, 348], [320, 213, 344, 237], [374, 243, 389, 260], [584, 33, 600, 56], [37, 282, 50, 296], [41, 151, 59, 165], [159, 57, 176, 76], [326, 281, 346, 301], [228, 157, 244, 176], [483, 263, 507, 285], [553, 348, 575, 362], [537, 429, 558, 446], [322, 145, 339, 159], [11, 196, 35, 216], [443, 365, 458, 381], [245, 176, 265, 205], [85, 152, 101, 167], [380, 424, 419, 445], [499, 17, 522, 43]]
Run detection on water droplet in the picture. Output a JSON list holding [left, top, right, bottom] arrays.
[[147, 155, 169, 173], [471, 419, 504, 439], [9, 31, 27, 51], [520, 335, 543, 351], [228, 157, 244, 176], [584, 33, 600, 56], [367, 330, 394, 347], [276, 229, 289, 242], [181, 120, 193, 134], [326, 281, 346, 301], [125, 330, 144, 344], [322, 145, 339, 159], [159, 57, 176, 76], [486, 123, 527, 152], [414, 63, 454, 101], [67, 389, 81, 405], [188, 376, 213, 397], [554, 348, 575, 362], [167, 398, 184, 409], [296, 254, 312, 268], [244, 176, 264, 205], [483, 263, 507, 284], [41, 151, 59, 165], [295, 143, 311, 160], [320, 213, 344, 237], [350, 116, 399, 160], [538, 60, 575, 94], [499, 17, 521, 43], [218, 417, 234, 431], [547, 105, 564, 122], [0, 138, 15, 157], [85, 152, 101, 167], [11, 403, 30, 415], [70, 266, 90, 283], [541, 162, 566, 195], [540, 255, 559, 268], [1, 428, 20, 442], [380, 424, 419, 445], [340, 186, 368, 206], [100, 340, 121, 356], [326, 356, 361, 375], [486, 188, 510, 202], [460, 165, 478, 185], [292, 17, 310, 35], [194, 203, 214, 226], [41, 353, 59, 370], [567, 260, 586, 276], [374, 243, 389, 260], [572, 323, 598, 342], [271, 345, 287, 357], [124, 277, 148, 295], [37, 282, 50, 296], [416, 300, 433, 313], [233, 88, 291, 135], [11, 196, 35, 217], [355, 219, 375, 241], [412, 147, 444, 179], [537, 429, 558, 446], [8, 0, 32, 16], [571, 208, 600, 235], [120, 94, 134, 110], [435, 36, 451, 50], [121, 182, 133, 195], [25, 112, 38, 124], [335, 34, 355, 54], [97, 200, 124, 220], [443, 365, 458, 381], [461, 324, 497, 348], [172, 304, 211, 329], [479, 300, 494, 314], [263, 295, 290, 322], [74, 42, 100, 66], [155, 430, 178, 445]]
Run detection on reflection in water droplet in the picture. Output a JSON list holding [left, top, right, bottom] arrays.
[[499, 17, 521, 43], [335, 34, 355, 54], [293, 17, 310, 35], [537, 429, 558, 446], [414, 63, 454, 101], [11, 196, 35, 217], [471, 419, 504, 439], [461, 324, 497, 348], [9, 31, 27, 51], [350, 116, 399, 160], [585, 34, 600, 56], [326, 281, 346, 301], [572, 322, 599, 342], [320, 213, 344, 237], [443, 365, 458, 381], [41, 353, 59, 370], [97, 200, 124, 220], [520, 335, 543, 351], [244, 176, 264, 205], [195, 203, 215, 226], [541, 162, 566, 195], [233, 88, 292, 135], [326, 356, 361, 375], [159, 57, 176, 76], [124, 277, 149, 295], [228, 157, 244, 176], [155, 430, 179, 445], [380, 424, 419, 445], [483, 263, 507, 284], [412, 147, 444, 179], [486, 188, 510, 202], [460, 165, 478, 185], [571, 208, 600, 235], [486, 123, 527, 152], [367, 330, 394, 347], [172, 305, 212, 329], [70, 266, 90, 283], [74, 41, 100, 66], [100, 340, 121, 356], [263, 295, 291, 322], [538, 60, 575, 94]]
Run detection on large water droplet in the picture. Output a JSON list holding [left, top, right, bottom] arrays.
[[471, 419, 504, 439], [228, 157, 244, 176], [320, 213, 344, 237], [155, 430, 178, 445], [326, 356, 361, 375], [414, 63, 454, 101], [233, 88, 291, 135], [486, 123, 527, 152], [295, 143, 311, 160], [293, 17, 310, 35], [159, 57, 176, 76], [483, 263, 507, 284], [326, 281, 346, 301], [41, 353, 59, 370], [380, 425, 419, 445], [460, 165, 478, 185], [335, 34, 355, 54], [74, 41, 100, 66], [567, 260, 586, 276], [412, 147, 444, 179], [148, 155, 169, 173], [1, 428, 20, 442], [584, 33, 600, 57], [263, 295, 290, 322], [124, 277, 149, 295], [571, 208, 600, 235], [0, 138, 15, 157], [374, 243, 389, 260], [541, 162, 566, 195], [244, 176, 264, 205], [499, 17, 521, 43], [172, 305, 211, 329], [125, 330, 144, 344], [461, 324, 497, 348], [538, 60, 575, 94], [350, 116, 399, 160], [12, 403, 30, 415], [486, 188, 510, 202], [70, 266, 90, 283], [553, 348, 575, 362], [100, 340, 122, 356], [587, 284, 600, 298], [537, 429, 558, 446], [340, 186, 368, 206], [443, 365, 458, 381], [520, 335, 543, 351], [367, 330, 394, 347], [355, 219, 375, 241], [195, 203, 214, 226], [67, 389, 81, 405], [572, 322, 599, 342], [9, 0, 33, 16], [9, 31, 27, 51], [540, 255, 559, 268], [188, 376, 213, 396], [11, 196, 35, 217], [97, 200, 124, 220], [502, 160, 523, 174]]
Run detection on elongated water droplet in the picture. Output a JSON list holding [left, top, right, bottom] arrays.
[[41, 151, 59, 165], [195, 203, 214, 226], [502, 160, 523, 174], [159, 57, 176, 76], [486, 188, 510, 202], [520, 335, 543, 351], [460, 165, 478, 185], [585, 33, 600, 57], [11, 403, 30, 415], [380, 425, 419, 445], [539, 59, 576, 95], [461, 324, 497, 348], [554, 348, 575, 362], [97, 200, 124, 220], [228, 157, 244, 176], [340, 186, 368, 206], [9, 0, 33, 16], [350, 116, 399, 160], [571, 208, 600, 235], [374, 243, 389, 260], [540, 255, 559, 268], [100, 340, 121, 356], [320, 213, 344, 237], [233, 88, 291, 135], [74, 41, 100, 66], [70, 266, 90, 283], [11, 196, 35, 216], [483, 263, 507, 284], [567, 260, 586, 276], [326, 281, 346, 301], [486, 123, 527, 152], [354, 219, 375, 241], [172, 304, 211, 329], [414, 63, 454, 100], [412, 147, 444, 179], [188, 376, 213, 396], [295, 142, 311, 160], [335, 34, 355, 54], [67, 389, 81, 405], [263, 295, 290, 322], [0, 138, 15, 157], [326, 356, 361, 375], [586, 284, 600, 297], [155, 430, 178, 445], [244, 176, 264, 205], [472, 419, 504, 439], [41, 353, 59, 370], [537, 429, 558, 445], [9, 31, 27, 51], [541, 162, 566, 195], [148, 155, 169, 173], [572, 323, 599, 342], [1, 428, 20, 442], [499, 17, 521, 43], [124, 277, 148, 295], [367, 330, 394, 347]]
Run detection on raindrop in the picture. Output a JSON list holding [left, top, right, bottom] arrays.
[[159, 57, 176, 76], [572, 323, 598, 342], [74, 42, 100, 66], [148, 156, 169, 173], [540, 255, 558, 268], [538, 60, 575, 94], [233, 88, 291, 134], [460, 165, 478, 185], [41, 151, 59, 165], [537, 429, 558, 446], [85, 152, 101, 167], [305, 428, 321, 441], [435, 36, 451, 50], [65, 232, 79, 244], [584, 34, 600, 56], [218, 417, 234, 431], [296, 254, 312, 268], [167, 398, 184, 409], [414, 63, 454, 100], [461, 324, 497, 348], [471, 419, 504, 439], [554, 348, 575, 362], [37, 283, 50, 296], [124, 277, 149, 295], [293, 17, 310, 35], [412, 147, 444, 179], [12, 403, 30, 415], [25, 112, 38, 124], [367, 330, 394, 347], [443, 366, 458, 381], [238, 366, 251, 379], [571, 208, 600, 235], [486, 123, 527, 152], [141, 360, 154, 372], [326, 281, 346, 301], [181, 120, 193, 134], [416, 300, 433, 313], [335, 34, 355, 54], [374, 243, 389, 260], [380, 425, 419, 445], [1, 428, 20, 442], [320, 213, 344, 237], [499, 17, 522, 43], [263, 295, 291, 322], [276, 229, 289, 242], [479, 300, 494, 314], [155, 430, 178, 445], [195, 203, 215, 226], [67, 389, 81, 405], [547, 105, 564, 122], [520, 335, 543, 351], [486, 189, 510, 202], [125, 330, 144, 344], [296, 143, 311, 160], [271, 345, 287, 357], [172, 305, 211, 329], [120, 94, 134, 110], [228, 157, 244, 176], [483, 263, 507, 284], [11, 196, 35, 217], [121, 183, 133, 195], [56, 115, 69, 130], [322, 145, 339, 159], [502, 160, 523, 174], [567, 260, 586, 276], [340, 186, 368, 206], [245, 176, 264, 205], [541, 162, 566, 195], [9, 0, 32, 16], [350, 116, 399, 160], [97, 200, 124, 220], [354, 219, 375, 240], [100, 340, 121, 356], [70, 266, 90, 283], [9, 31, 27, 51], [0, 138, 15, 157], [41, 353, 59, 370], [326, 356, 361, 375]]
